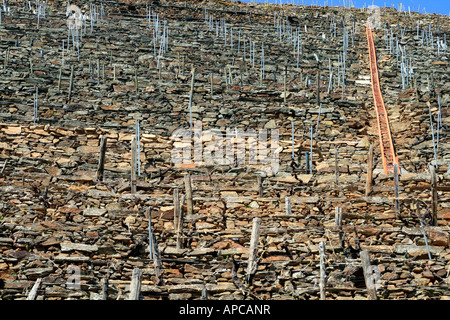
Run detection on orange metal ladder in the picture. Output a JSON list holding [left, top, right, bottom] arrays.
[[366, 23, 398, 174]]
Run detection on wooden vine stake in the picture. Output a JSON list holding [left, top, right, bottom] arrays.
[[335, 147, 339, 193], [365, 143, 374, 196], [188, 67, 196, 137], [152, 231, 164, 285], [96, 135, 107, 182], [101, 277, 108, 300], [430, 165, 438, 226], [173, 187, 180, 230], [258, 176, 263, 197], [26, 278, 42, 300], [130, 137, 137, 193], [246, 217, 261, 284], [285, 196, 291, 215], [335, 207, 343, 248], [360, 250, 378, 300], [128, 268, 142, 300], [184, 174, 193, 216]]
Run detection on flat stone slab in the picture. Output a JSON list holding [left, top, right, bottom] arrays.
[[60, 242, 99, 252]]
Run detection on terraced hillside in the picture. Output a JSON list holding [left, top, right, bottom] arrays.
[[0, 0, 449, 300]]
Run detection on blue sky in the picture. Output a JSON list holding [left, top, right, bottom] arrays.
[[239, 0, 450, 15]]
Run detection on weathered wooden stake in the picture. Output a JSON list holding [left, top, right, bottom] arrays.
[[131, 137, 137, 193], [135, 68, 138, 92], [360, 250, 378, 300], [58, 67, 62, 93], [305, 151, 310, 173], [285, 196, 291, 215], [128, 268, 142, 300], [101, 277, 108, 300], [430, 165, 438, 226], [26, 278, 42, 300], [365, 143, 374, 196], [335, 207, 343, 248], [96, 135, 107, 181], [152, 232, 163, 285], [246, 217, 261, 284], [188, 67, 196, 137], [173, 187, 180, 230], [334, 147, 339, 192], [257, 176, 263, 197], [177, 194, 186, 250], [319, 241, 326, 300], [184, 174, 193, 216], [148, 208, 153, 260]]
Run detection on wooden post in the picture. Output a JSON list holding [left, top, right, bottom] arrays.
[[135, 67, 138, 92], [152, 232, 164, 285], [96, 135, 107, 182], [177, 194, 185, 250], [4, 47, 9, 67], [131, 137, 137, 194], [360, 250, 378, 300], [26, 278, 42, 300], [188, 67, 196, 137], [365, 144, 374, 197], [173, 187, 180, 230], [285, 196, 291, 215], [305, 151, 310, 173], [430, 165, 438, 226], [319, 241, 326, 300], [57, 66, 62, 94], [201, 285, 208, 300], [335, 207, 343, 248], [335, 147, 339, 193], [184, 174, 193, 216], [101, 277, 108, 300], [246, 217, 261, 284], [128, 268, 142, 300], [148, 207, 153, 260], [257, 176, 263, 197]]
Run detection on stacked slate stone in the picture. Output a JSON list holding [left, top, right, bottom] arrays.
[[0, 0, 448, 300]]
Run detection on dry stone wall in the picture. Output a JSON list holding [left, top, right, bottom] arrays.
[[0, 0, 449, 300]]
